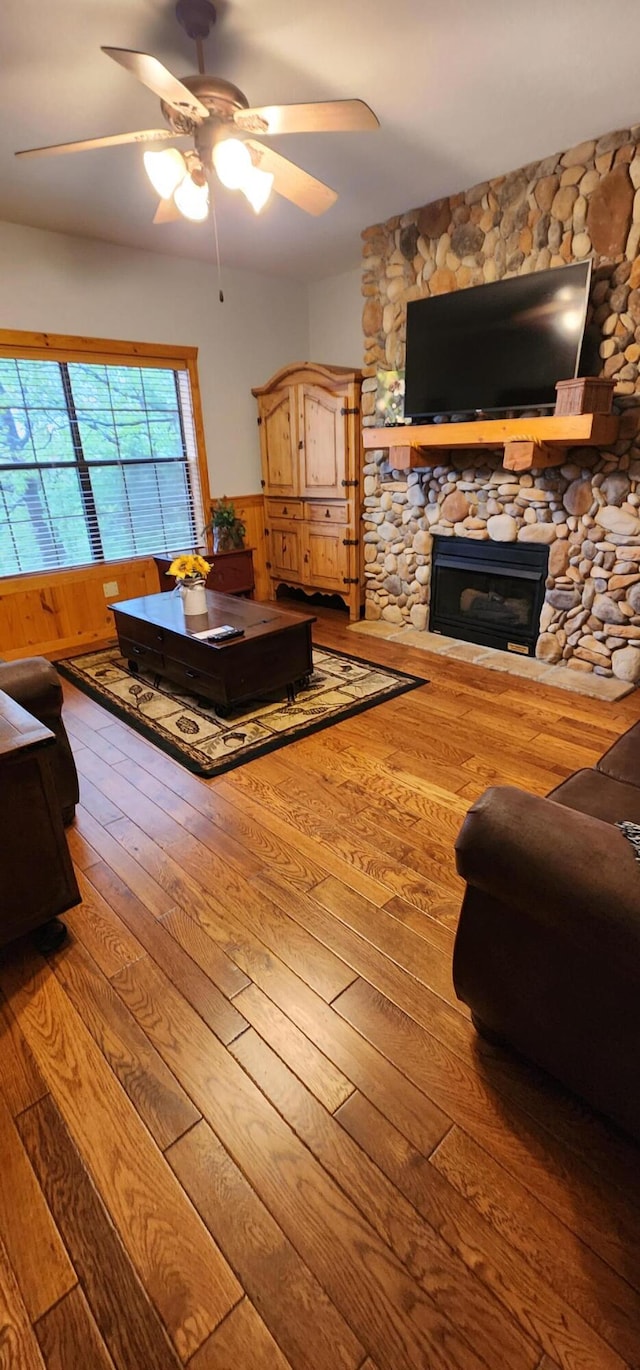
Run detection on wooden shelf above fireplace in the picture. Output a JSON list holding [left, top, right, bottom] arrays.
[[362, 412, 621, 473]]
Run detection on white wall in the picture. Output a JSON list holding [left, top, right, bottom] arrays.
[[0, 221, 309, 496], [307, 266, 363, 368]]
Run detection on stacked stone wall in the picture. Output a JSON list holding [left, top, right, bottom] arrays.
[[361, 125, 640, 681]]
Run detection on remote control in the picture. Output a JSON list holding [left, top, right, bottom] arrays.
[[206, 625, 244, 642]]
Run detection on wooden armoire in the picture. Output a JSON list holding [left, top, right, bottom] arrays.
[[252, 363, 363, 620]]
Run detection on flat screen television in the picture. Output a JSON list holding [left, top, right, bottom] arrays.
[[404, 261, 592, 420]]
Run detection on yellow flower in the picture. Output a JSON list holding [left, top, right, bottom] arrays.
[[168, 553, 211, 581]]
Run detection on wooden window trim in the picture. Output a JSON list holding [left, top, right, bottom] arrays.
[[0, 329, 212, 581]]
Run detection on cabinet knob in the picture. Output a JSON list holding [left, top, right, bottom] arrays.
[[325, 508, 330, 517], [283, 506, 288, 515], [298, 440, 304, 450]]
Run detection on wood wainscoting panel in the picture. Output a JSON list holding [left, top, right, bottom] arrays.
[[0, 495, 269, 661], [226, 495, 269, 600], [0, 558, 159, 662]]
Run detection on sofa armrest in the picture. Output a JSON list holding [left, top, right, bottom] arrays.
[[455, 785, 640, 968], [0, 658, 63, 720]]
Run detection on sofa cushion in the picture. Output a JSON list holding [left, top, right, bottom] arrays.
[[550, 767, 640, 825], [596, 720, 640, 786]]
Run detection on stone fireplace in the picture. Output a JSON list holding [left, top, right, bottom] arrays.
[[360, 124, 640, 685]]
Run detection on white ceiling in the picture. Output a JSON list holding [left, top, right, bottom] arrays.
[[3, 0, 640, 280]]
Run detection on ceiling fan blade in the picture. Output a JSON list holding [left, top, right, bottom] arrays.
[[102, 47, 209, 121], [247, 141, 337, 216], [15, 129, 178, 159], [236, 99, 379, 136], [153, 197, 182, 224]]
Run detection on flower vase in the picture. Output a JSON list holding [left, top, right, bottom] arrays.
[[181, 580, 207, 616]]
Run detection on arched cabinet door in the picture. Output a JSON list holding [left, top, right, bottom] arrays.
[[298, 384, 347, 499], [257, 386, 297, 498]]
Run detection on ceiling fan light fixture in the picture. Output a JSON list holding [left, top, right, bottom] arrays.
[[143, 147, 186, 198], [212, 137, 252, 190], [174, 171, 210, 221], [242, 165, 274, 214]]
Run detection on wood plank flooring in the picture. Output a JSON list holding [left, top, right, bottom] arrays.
[[2, 607, 640, 1370]]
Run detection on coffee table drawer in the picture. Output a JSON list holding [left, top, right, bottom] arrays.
[[166, 659, 213, 694], [115, 611, 167, 651], [119, 637, 165, 674], [164, 632, 215, 674]]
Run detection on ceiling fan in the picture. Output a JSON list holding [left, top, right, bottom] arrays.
[[15, 0, 379, 225]]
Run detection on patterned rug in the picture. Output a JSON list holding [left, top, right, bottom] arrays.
[[58, 644, 427, 777]]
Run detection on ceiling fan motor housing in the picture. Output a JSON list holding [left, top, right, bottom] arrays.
[[161, 74, 250, 151]]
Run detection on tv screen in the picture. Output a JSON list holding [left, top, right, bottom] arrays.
[[404, 261, 592, 420]]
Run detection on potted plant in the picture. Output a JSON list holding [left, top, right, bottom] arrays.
[[203, 497, 246, 553]]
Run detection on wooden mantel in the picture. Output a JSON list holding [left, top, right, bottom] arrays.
[[362, 412, 621, 473]]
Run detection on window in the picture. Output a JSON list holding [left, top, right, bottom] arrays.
[[0, 338, 208, 576]]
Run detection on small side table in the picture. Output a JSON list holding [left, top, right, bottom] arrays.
[[154, 547, 255, 598]]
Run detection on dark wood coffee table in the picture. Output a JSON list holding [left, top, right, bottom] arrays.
[[109, 591, 315, 711]]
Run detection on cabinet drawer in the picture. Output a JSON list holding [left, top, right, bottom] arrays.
[[266, 498, 303, 520], [304, 501, 349, 524], [118, 637, 165, 674]]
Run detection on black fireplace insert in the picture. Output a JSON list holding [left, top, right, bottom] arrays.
[[430, 534, 549, 656]]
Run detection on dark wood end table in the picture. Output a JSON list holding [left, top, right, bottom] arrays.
[[153, 548, 255, 598]]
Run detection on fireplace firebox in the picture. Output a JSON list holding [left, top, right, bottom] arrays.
[[430, 535, 549, 656]]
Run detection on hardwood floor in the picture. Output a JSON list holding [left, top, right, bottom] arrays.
[[2, 608, 640, 1370]]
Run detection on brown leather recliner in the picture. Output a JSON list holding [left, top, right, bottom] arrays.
[[453, 721, 640, 1142], [0, 657, 79, 824]]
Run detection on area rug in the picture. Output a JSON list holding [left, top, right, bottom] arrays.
[[58, 645, 427, 777]]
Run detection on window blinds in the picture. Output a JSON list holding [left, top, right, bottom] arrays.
[[0, 357, 206, 576]]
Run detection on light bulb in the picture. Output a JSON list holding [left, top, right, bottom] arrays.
[[242, 165, 274, 214], [212, 138, 252, 190], [174, 173, 209, 222], [143, 148, 186, 199]]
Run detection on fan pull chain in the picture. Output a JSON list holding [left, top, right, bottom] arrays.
[[210, 183, 224, 302]]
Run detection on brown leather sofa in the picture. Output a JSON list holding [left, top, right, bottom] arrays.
[[0, 657, 79, 824], [453, 720, 640, 1141], [0, 688, 80, 952]]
